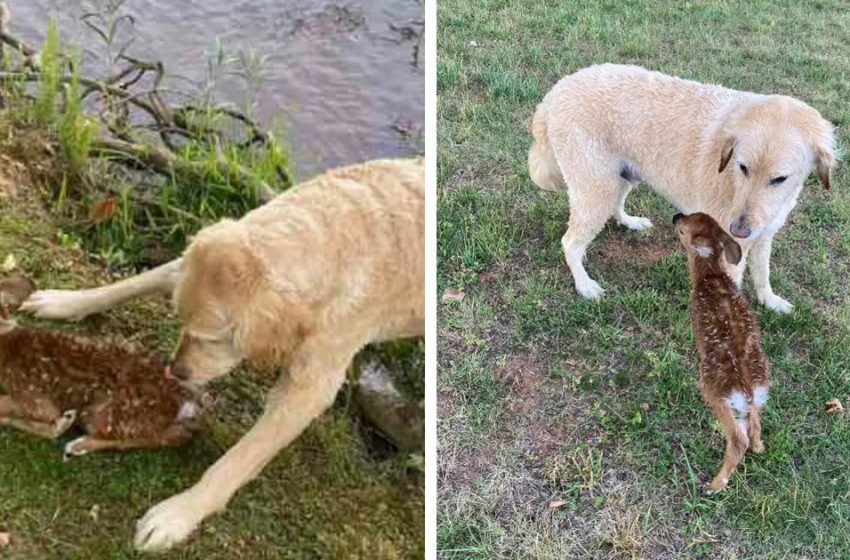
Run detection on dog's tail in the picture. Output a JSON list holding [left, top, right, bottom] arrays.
[[528, 102, 565, 192]]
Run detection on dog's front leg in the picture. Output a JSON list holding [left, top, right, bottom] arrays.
[[133, 344, 351, 552], [21, 258, 183, 321], [750, 235, 792, 314]]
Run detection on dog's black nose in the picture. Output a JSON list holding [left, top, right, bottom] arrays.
[[672, 213, 685, 224]]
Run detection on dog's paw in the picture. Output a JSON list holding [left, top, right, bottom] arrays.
[[751, 440, 765, 454], [134, 491, 203, 552], [63, 436, 89, 461], [19, 290, 95, 321], [620, 215, 653, 231], [761, 292, 793, 314], [576, 279, 605, 300], [701, 477, 728, 495]]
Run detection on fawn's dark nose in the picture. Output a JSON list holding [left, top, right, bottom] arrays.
[[167, 362, 191, 381], [730, 216, 751, 239], [672, 213, 685, 224]]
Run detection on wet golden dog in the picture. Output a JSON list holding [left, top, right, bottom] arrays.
[[530, 64, 835, 312], [674, 212, 770, 494], [22, 158, 424, 552]]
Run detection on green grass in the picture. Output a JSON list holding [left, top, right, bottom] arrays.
[[437, 1, 850, 558]]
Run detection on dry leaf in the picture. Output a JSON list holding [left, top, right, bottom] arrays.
[[0, 532, 10, 548], [1, 253, 16, 272], [549, 500, 568, 509], [89, 195, 117, 223], [640, 403, 649, 412], [441, 288, 465, 303], [89, 504, 100, 522], [826, 399, 844, 413]]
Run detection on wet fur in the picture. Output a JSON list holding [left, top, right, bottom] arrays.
[[20, 158, 424, 551]]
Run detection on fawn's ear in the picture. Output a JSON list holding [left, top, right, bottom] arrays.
[[691, 237, 713, 258], [719, 232, 742, 265]]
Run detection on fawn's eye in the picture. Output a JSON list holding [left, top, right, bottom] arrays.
[[769, 175, 787, 185], [739, 164, 749, 176]]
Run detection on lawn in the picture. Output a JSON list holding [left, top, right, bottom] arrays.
[[0, 129, 424, 559], [437, 1, 850, 558]]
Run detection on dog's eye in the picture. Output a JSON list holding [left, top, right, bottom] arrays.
[[739, 164, 749, 176], [769, 176, 787, 185]]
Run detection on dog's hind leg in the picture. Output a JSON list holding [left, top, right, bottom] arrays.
[[21, 258, 183, 321], [747, 405, 765, 454], [615, 173, 652, 231], [560, 170, 620, 299]]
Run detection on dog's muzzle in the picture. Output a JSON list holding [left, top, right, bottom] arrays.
[[730, 216, 751, 239], [672, 213, 685, 224]]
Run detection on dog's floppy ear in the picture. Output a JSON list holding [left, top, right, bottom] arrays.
[[813, 135, 836, 191], [804, 113, 836, 190], [718, 136, 736, 173], [719, 231, 742, 265]]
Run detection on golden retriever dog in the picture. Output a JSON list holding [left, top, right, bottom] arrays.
[[22, 158, 424, 552], [529, 64, 835, 312]]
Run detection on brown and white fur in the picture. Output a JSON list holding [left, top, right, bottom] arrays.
[[530, 64, 835, 312], [0, 275, 197, 458], [21, 158, 424, 552], [674, 212, 770, 494]]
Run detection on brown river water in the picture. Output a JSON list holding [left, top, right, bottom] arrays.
[[12, 0, 424, 177]]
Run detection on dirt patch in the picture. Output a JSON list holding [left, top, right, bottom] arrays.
[[596, 235, 674, 266]]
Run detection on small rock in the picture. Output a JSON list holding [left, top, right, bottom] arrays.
[[0, 531, 10, 548], [441, 288, 465, 303], [469, 40, 478, 47], [354, 359, 423, 452]]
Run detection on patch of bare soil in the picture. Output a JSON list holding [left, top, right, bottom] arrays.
[[597, 235, 674, 266]]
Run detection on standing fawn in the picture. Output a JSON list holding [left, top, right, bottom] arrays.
[[673, 212, 770, 494], [0, 273, 199, 458]]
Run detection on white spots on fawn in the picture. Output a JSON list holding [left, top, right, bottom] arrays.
[[177, 401, 198, 421], [753, 386, 769, 407], [727, 390, 749, 420]]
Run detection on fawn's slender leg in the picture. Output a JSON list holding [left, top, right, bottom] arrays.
[[748, 406, 764, 454], [703, 400, 749, 494], [0, 396, 77, 439], [63, 424, 193, 458]]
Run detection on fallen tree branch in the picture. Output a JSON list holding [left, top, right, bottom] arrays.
[[0, 3, 38, 70], [90, 137, 277, 201]]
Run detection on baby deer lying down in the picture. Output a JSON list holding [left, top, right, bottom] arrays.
[[673, 212, 771, 494], [0, 274, 198, 458]]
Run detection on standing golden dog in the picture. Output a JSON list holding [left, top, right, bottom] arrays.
[[22, 159, 424, 552], [529, 64, 835, 312]]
